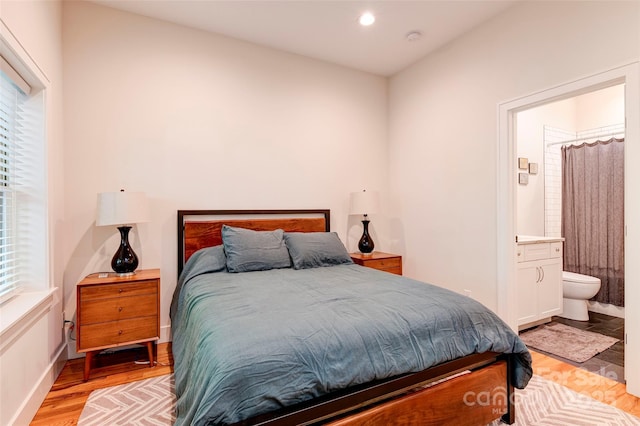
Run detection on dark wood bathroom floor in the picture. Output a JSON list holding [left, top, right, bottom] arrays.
[[548, 312, 625, 383]]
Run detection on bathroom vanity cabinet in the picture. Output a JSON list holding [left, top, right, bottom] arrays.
[[516, 239, 563, 329]]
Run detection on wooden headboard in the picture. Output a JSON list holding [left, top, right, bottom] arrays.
[[177, 209, 330, 275]]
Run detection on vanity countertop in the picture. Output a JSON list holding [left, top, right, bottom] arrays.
[[516, 235, 565, 244]]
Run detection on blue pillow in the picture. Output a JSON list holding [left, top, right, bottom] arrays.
[[171, 245, 227, 320], [184, 245, 227, 277], [221, 225, 291, 273], [284, 232, 353, 269]]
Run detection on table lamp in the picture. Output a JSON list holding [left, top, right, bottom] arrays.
[[96, 190, 149, 275], [349, 190, 379, 254]]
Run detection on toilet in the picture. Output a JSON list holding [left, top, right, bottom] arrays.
[[559, 271, 601, 321]]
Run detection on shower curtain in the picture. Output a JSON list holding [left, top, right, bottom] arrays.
[[562, 138, 624, 306]]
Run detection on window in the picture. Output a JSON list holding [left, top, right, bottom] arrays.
[[0, 64, 23, 301], [0, 55, 46, 303]]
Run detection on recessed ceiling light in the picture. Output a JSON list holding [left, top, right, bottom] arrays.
[[359, 12, 375, 26]]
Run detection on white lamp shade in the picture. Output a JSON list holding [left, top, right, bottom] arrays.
[[96, 191, 149, 226], [349, 190, 379, 216]]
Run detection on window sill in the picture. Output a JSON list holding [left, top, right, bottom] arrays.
[[0, 289, 56, 351]]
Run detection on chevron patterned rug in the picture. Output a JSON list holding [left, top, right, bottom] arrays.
[[488, 375, 639, 425], [78, 373, 639, 425], [78, 374, 175, 425]]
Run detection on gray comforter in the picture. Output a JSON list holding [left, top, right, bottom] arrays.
[[171, 251, 532, 425]]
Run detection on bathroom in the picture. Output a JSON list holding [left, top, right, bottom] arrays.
[[515, 84, 625, 378]]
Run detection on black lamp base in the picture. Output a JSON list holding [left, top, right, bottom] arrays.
[[111, 226, 139, 275], [358, 219, 375, 254]]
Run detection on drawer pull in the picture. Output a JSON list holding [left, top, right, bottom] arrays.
[[118, 330, 123, 335], [118, 307, 123, 312], [119, 289, 123, 293], [555, 248, 560, 252]]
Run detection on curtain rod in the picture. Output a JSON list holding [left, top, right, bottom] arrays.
[[546, 130, 625, 147]]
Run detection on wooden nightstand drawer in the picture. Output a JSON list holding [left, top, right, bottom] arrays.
[[79, 316, 158, 350], [80, 293, 158, 325], [362, 257, 401, 272], [350, 252, 403, 276], [80, 280, 157, 301]]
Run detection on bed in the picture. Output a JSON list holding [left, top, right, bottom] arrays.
[[171, 209, 532, 426]]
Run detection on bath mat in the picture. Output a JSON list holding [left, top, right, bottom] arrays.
[[77, 373, 639, 426], [519, 323, 619, 363]]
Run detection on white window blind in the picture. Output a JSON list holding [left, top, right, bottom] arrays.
[[0, 56, 44, 304]]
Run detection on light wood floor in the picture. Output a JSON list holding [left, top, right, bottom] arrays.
[[30, 344, 640, 425], [30, 344, 174, 426]]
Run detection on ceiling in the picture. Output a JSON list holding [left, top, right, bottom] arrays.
[[89, 1, 517, 76]]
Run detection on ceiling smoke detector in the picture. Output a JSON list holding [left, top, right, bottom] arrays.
[[406, 31, 422, 42]]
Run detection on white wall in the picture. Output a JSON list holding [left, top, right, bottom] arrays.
[[0, 0, 65, 424], [516, 98, 577, 236], [62, 1, 389, 350], [389, 1, 639, 310], [575, 84, 625, 130]]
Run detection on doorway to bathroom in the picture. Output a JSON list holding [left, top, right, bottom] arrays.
[[515, 84, 625, 381], [496, 63, 640, 397], [518, 86, 625, 307]]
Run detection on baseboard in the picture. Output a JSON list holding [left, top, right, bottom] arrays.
[[160, 324, 171, 343], [587, 301, 625, 318], [10, 342, 67, 425]]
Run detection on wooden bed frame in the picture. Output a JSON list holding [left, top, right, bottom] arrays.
[[177, 209, 515, 426]]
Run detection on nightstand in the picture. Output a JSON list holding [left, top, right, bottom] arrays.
[[350, 252, 403, 275], [76, 268, 160, 381]]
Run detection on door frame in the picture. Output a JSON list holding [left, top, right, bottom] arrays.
[[496, 62, 639, 396]]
